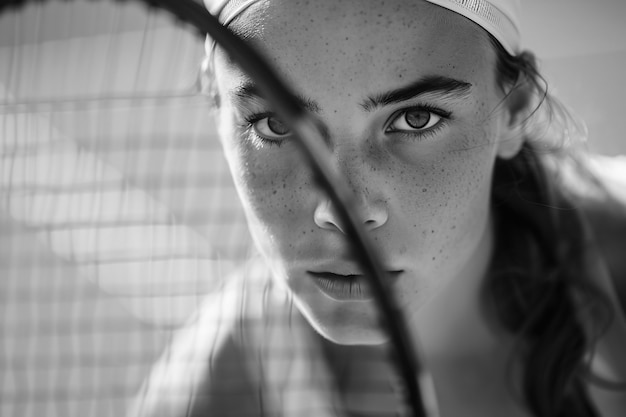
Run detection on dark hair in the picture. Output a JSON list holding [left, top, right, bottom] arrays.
[[486, 38, 612, 417]]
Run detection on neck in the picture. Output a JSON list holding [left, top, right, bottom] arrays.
[[413, 217, 502, 360]]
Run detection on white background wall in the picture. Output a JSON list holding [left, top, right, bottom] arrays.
[[523, 0, 626, 155]]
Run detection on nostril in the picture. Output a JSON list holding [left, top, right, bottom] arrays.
[[360, 197, 389, 230], [314, 198, 388, 233], [363, 208, 388, 230], [313, 199, 346, 233]]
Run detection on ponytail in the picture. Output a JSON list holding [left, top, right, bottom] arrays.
[[488, 145, 607, 417]]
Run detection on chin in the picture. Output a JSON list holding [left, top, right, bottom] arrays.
[[305, 315, 390, 346], [288, 279, 392, 346], [326, 330, 389, 346]]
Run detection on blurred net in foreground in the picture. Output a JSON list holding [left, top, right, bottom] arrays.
[[0, 2, 253, 416]]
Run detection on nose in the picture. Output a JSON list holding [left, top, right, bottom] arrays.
[[314, 197, 388, 233], [313, 147, 390, 235]]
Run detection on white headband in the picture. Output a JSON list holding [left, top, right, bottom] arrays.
[[204, 0, 521, 56], [204, 0, 263, 62], [205, 0, 263, 28], [424, 0, 521, 55]]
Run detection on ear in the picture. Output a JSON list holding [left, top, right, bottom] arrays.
[[200, 56, 221, 108], [497, 80, 534, 159]]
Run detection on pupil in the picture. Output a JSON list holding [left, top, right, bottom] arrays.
[[405, 110, 430, 129], [267, 117, 290, 135]]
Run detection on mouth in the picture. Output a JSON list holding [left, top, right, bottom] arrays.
[[307, 270, 402, 301]]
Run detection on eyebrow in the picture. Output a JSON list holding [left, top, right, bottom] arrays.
[[230, 75, 472, 113], [231, 81, 321, 113], [360, 75, 472, 111]]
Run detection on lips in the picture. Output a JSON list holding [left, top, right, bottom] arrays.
[[307, 270, 402, 301]]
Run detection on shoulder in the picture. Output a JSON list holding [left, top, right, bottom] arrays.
[[127, 259, 278, 417], [586, 155, 626, 273], [560, 154, 626, 412], [560, 154, 626, 299], [128, 258, 339, 417]]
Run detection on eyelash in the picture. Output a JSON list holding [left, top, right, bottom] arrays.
[[384, 104, 451, 141], [240, 104, 452, 146], [241, 112, 286, 147]]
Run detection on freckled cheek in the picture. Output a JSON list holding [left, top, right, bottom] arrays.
[[396, 146, 495, 247], [227, 145, 315, 242], [438, 152, 493, 223]]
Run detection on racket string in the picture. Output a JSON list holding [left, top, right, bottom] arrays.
[[1, 1, 426, 416]]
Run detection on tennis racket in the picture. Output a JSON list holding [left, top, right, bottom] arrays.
[[0, 1, 435, 416]]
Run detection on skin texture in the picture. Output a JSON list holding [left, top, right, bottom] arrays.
[[211, 0, 524, 346]]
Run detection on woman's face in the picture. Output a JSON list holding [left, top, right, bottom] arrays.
[[212, 0, 520, 344]]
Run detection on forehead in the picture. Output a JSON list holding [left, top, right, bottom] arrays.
[[217, 0, 497, 100]]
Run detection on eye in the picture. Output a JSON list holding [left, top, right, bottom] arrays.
[[252, 115, 291, 139], [386, 108, 443, 133]]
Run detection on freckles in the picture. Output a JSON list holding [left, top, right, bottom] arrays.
[[403, 144, 489, 239], [239, 156, 297, 215]]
